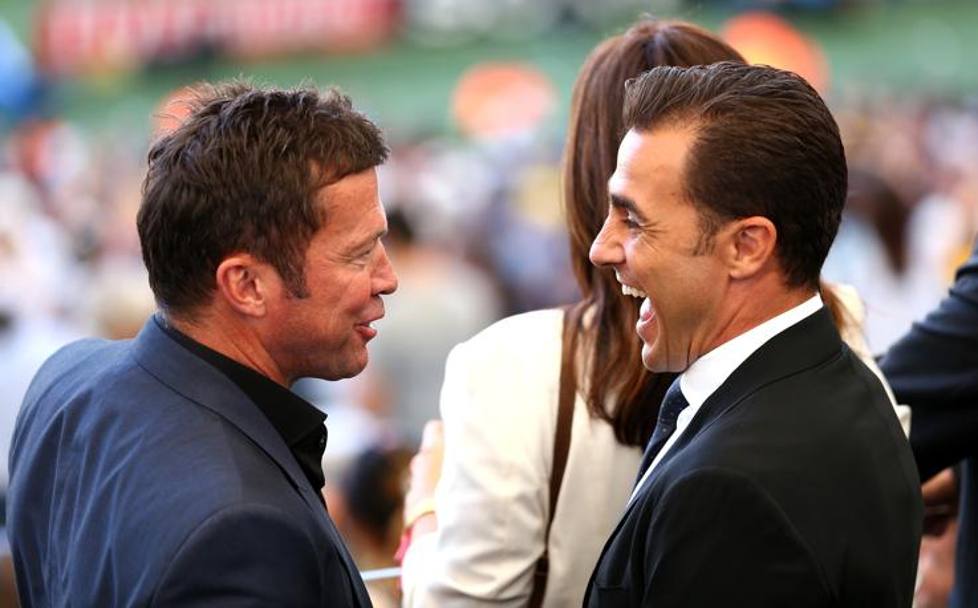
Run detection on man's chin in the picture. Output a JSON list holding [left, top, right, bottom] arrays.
[[641, 343, 683, 373], [307, 353, 369, 382], [641, 344, 663, 372], [336, 360, 368, 381], [347, 352, 370, 378]]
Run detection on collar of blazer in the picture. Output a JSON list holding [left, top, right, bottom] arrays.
[[648, 306, 843, 482], [620, 305, 844, 516], [132, 315, 373, 604], [130, 315, 330, 521]]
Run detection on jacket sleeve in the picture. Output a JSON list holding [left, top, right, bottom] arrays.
[[639, 469, 829, 608], [401, 331, 554, 607], [881, 241, 978, 481], [151, 504, 329, 607]]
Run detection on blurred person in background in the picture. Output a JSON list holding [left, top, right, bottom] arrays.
[[328, 446, 413, 608], [400, 17, 911, 608], [7, 82, 395, 607], [823, 165, 966, 353], [351, 207, 501, 443], [826, 101, 978, 354], [397, 21, 744, 607], [881, 236, 978, 608], [913, 468, 958, 608], [0, 172, 83, 500], [398, 20, 746, 607], [0, 172, 83, 608]]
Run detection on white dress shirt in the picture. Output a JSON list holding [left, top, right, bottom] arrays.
[[631, 294, 824, 501]]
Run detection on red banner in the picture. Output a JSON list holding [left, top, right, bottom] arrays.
[[35, 0, 400, 76]]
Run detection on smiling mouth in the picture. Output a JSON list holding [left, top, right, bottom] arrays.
[[639, 297, 654, 323], [615, 272, 648, 299]]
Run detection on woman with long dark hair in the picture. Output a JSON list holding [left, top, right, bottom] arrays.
[[399, 18, 902, 607]]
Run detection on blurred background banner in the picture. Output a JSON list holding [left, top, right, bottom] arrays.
[[35, 0, 399, 76], [0, 1, 974, 605], [5, 0, 978, 131]]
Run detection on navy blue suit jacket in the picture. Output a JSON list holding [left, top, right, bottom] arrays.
[[881, 238, 978, 608], [7, 316, 372, 607]]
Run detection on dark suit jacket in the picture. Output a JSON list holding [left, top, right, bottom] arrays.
[[584, 308, 922, 607], [7, 316, 371, 607], [881, 239, 978, 608]]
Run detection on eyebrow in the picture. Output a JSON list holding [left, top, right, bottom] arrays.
[[610, 194, 648, 223], [347, 228, 387, 255]]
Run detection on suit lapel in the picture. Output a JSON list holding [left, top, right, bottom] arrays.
[[131, 316, 369, 604], [132, 317, 322, 512], [654, 307, 843, 475]]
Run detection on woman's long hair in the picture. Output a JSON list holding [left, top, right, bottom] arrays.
[[562, 20, 745, 446]]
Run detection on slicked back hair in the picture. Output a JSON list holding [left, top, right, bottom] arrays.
[[563, 19, 744, 447], [138, 81, 389, 318], [623, 61, 847, 290]]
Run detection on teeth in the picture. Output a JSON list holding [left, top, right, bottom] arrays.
[[620, 284, 648, 299], [615, 272, 647, 298]]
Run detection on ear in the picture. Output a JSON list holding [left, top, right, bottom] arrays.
[[214, 254, 274, 318], [724, 216, 777, 280]]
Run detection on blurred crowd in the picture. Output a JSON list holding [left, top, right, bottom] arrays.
[[2, 87, 976, 605], [5, 89, 978, 434], [3, 6, 978, 603]]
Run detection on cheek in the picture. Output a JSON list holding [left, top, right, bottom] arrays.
[[626, 240, 671, 292], [339, 277, 374, 312], [667, 263, 725, 324], [635, 255, 716, 325]]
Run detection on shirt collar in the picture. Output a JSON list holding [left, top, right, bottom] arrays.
[[680, 293, 823, 409]]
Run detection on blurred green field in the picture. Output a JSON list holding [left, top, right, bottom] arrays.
[[3, 0, 978, 136]]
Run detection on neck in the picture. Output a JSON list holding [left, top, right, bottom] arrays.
[[165, 309, 291, 387], [699, 277, 816, 360]]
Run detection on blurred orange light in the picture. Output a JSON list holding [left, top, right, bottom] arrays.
[[451, 62, 556, 139], [722, 11, 830, 93], [153, 86, 199, 137]]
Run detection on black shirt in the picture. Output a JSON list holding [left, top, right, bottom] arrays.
[[159, 318, 329, 499]]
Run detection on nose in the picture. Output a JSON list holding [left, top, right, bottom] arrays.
[[589, 216, 623, 268], [373, 242, 398, 296]]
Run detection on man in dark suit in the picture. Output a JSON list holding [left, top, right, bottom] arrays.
[[585, 62, 922, 606], [881, 240, 978, 608], [7, 82, 397, 606]]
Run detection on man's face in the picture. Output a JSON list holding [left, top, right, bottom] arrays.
[[268, 168, 397, 382], [590, 126, 730, 373]]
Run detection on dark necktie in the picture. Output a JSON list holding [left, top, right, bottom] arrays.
[[634, 377, 690, 487]]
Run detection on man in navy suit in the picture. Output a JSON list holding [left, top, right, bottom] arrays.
[[585, 62, 921, 606], [7, 82, 397, 606], [882, 240, 978, 608]]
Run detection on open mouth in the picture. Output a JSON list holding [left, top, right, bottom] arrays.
[[615, 272, 648, 299], [639, 297, 654, 323]]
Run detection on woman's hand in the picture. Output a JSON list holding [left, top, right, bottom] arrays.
[[404, 420, 444, 535]]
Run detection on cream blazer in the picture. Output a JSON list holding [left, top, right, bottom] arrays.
[[401, 309, 640, 607]]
